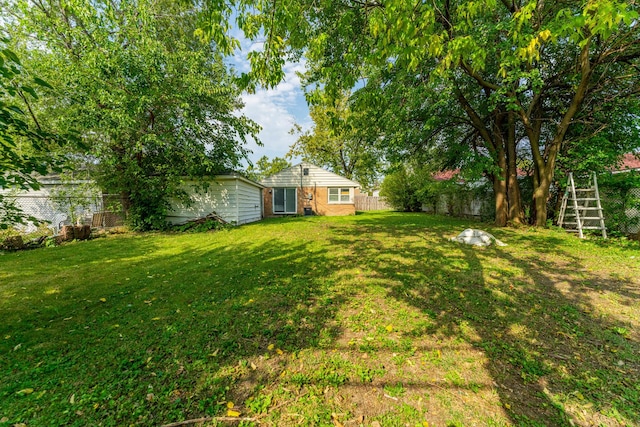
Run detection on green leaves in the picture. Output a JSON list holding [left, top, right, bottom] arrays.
[[0, 38, 66, 229], [289, 90, 382, 191], [5, 0, 259, 230], [245, 156, 291, 182], [33, 77, 53, 89], [1, 48, 21, 66]]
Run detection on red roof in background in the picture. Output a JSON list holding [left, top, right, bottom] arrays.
[[433, 169, 460, 181], [432, 168, 528, 181], [617, 153, 640, 171], [433, 154, 640, 180]]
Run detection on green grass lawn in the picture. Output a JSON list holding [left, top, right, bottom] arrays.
[[1, 212, 639, 427]]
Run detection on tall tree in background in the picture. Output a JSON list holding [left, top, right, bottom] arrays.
[[289, 92, 382, 191], [4, 0, 259, 229], [201, 0, 640, 227], [245, 155, 291, 182]]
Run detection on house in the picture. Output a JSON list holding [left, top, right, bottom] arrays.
[[0, 174, 103, 233], [614, 153, 640, 173], [2, 172, 264, 232], [167, 173, 264, 225], [260, 162, 360, 216]]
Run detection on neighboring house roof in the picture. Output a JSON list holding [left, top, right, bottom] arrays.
[[433, 168, 529, 182], [30, 173, 95, 186], [433, 170, 461, 181], [432, 153, 640, 181], [260, 162, 361, 188], [615, 153, 640, 172]]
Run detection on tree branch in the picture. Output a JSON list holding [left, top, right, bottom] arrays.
[[16, 88, 42, 132], [460, 62, 499, 92]]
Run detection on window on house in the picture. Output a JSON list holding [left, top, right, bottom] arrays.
[[273, 188, 297, 213], [303, 168, 309, 176], [328, 188, 352, 204]]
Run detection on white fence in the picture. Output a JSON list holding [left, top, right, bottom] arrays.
[[3, 193, 123, 233], [422, 193, 493, 220]]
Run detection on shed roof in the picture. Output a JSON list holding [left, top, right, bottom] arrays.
[[212, 173, 265, 189], [260, 162, 360, 188]]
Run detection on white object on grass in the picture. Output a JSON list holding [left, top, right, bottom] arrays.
[[451, 229, 507, 247]]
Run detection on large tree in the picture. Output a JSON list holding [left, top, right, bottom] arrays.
[[4, 0, 259, 229], [245, 155, 291, 182], [202, 0, 640, 226], [289, 92, 382, 191]]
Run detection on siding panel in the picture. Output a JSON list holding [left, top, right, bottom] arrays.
[[236, 181, 262, 224], [167, 180, 238, 224], [167, 177, 263, 225], [260, 162, 360, 188]]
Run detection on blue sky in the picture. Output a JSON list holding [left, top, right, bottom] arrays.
[[227, 32, 311, 165]]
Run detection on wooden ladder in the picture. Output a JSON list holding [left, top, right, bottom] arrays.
[[558, 172, 607, 239]]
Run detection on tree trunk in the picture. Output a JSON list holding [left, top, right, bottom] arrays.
[[532, 168, 552, 226], [493, 149, 508, 226], [506, 112, 524, 224], [493, 174, 508, 226]]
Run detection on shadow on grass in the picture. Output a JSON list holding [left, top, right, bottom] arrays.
[[1, 212, 638, 426], [0, 229, 348, 426], [327, 213, 640, 426]]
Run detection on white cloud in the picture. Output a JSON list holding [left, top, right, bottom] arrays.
[[227, 30, 313, 164], [239, 60, 312, 164]]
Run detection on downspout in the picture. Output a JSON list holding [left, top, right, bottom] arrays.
[[235, 178, 239, 224]]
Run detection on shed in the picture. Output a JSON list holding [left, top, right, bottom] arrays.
[[260, 162, 360, 216], [167, 174, 264, 225]]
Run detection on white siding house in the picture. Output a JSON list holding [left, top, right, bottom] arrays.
[[167, 174, 264, 225], [260, 163, 361, 216], [260, 162, 360, 189], [0, 175, 103, 232]]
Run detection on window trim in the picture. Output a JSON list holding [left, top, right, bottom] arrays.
[[328, 187, 353, 204], [272, 187, 297, 214]]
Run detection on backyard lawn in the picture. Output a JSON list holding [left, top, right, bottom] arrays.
[[1, 212, 639, 427]]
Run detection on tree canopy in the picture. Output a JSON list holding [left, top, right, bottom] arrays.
[[0, 37, 64, 229], [3, 0, 259, 229], [245, 155, 291, 182], [289, 91, 382, 192], [202, 0, 640, 226]]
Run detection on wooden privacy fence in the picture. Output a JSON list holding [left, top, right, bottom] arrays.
[[354, 195, 392, 211]]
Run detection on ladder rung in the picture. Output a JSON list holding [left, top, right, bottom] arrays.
[[562, 172, 607, 239]]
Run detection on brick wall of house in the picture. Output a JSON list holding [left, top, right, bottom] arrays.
[[263, 186, 356, 216]]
